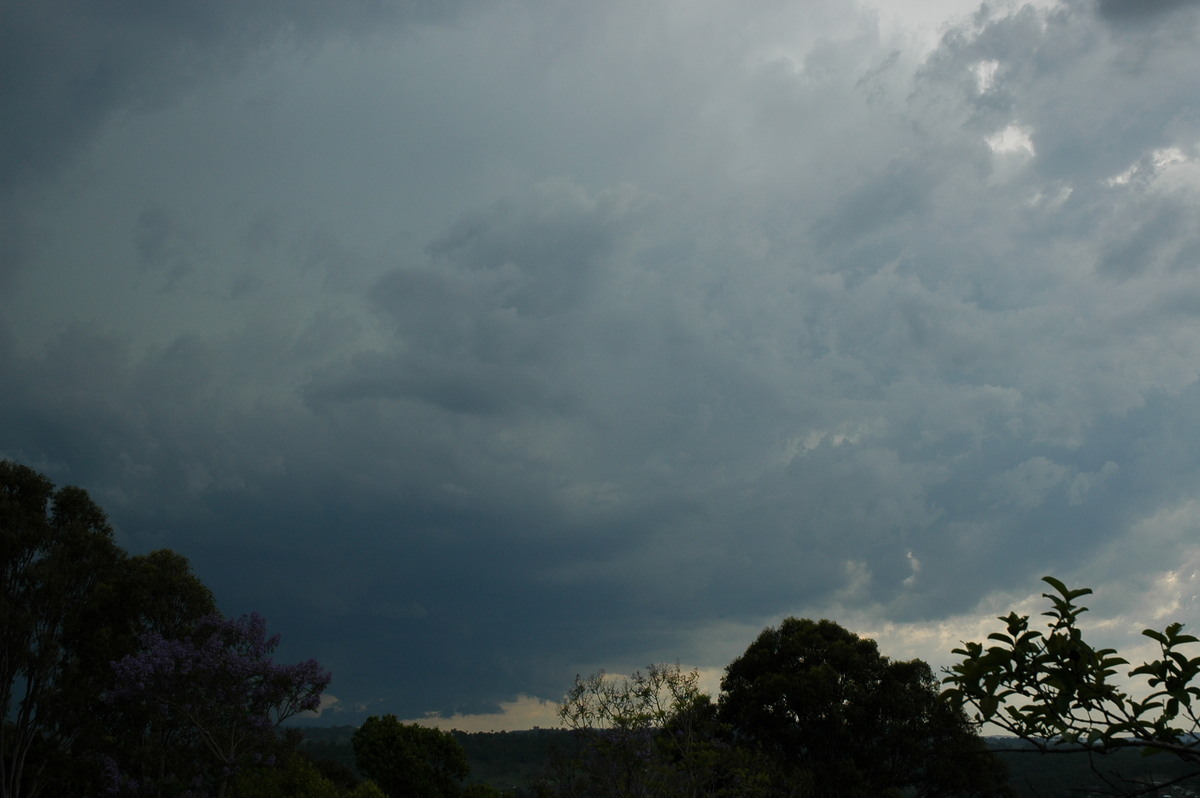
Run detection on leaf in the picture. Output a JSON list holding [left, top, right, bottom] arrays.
[[1041, 575, 1070, 597], [1041, 576, 1093, 602], [1143, 629, 1168, 645]]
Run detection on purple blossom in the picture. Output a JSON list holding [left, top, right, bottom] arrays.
[[107, 612, 331, 797]]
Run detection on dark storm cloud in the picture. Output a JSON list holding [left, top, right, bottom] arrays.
[[6, 0, 1200, 724], [0, 0, 465, 189], [1095, 0, 1200, 25], [0, 0, 468, 285], [135, 206, 205, 289], [308, 182, 640, 416], [1097, 198, 1200, 279]]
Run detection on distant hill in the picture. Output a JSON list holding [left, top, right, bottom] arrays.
[[296, 725, 359, 774], [296, 727, 1200, 797], [986, 738, 1200, 798], [297, 726, 574, 793]]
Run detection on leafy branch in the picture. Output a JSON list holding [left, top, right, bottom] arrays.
[[944, 577, 1200, 794]]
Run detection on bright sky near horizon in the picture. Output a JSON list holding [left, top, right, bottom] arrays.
[[4, 0, 1200, 730]]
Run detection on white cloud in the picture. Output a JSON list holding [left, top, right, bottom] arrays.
[[972, 59, 1000, 93], [902, 551, 922, 587], [986, 123, 1036, 156], [304, 693, 341, 719], [407, 695, 561, 733]]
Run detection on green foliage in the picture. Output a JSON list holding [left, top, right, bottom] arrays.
[[346, 782, 388, 798], [1, 461, 222, 798], [231, 752, 342, 798], [353, 715, 470, 798], [945, 576, 1200, 794], [229, 746, 393, 798], [990, 742, 1200, 798], [452, 729, 563, 791], [719, 617, 1012, 798], [719, 619, 882, 767], [1, 460, 122, 798], [79, 549, 218, 796]]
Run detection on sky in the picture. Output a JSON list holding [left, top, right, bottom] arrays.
[[4, 0, 1200, 731]]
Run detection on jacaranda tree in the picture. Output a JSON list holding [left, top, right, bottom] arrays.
[[108, 612, 332, 798], [54, 549, 218, 796]]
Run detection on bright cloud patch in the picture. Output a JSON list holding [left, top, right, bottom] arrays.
[[986, 123, 1035, 156]]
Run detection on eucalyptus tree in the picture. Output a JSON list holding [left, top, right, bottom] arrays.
[[1, 461, 122, 798]]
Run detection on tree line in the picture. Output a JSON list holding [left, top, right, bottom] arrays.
[[542, 623, 1012, 798], [7, 459, 1200, 797]]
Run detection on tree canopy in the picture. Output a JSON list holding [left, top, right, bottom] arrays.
[[352, 715, 470, 798], [108, 612, 332, 798], [718, 617, 1011, 798]]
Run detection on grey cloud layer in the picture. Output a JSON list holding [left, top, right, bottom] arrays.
[[3, 0, 1200, 718], [0, 0, 469, 187]]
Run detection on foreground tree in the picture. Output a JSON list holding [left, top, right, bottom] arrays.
[[352, 715, 469, 798], [108, 612, 332, 798], [1, 460, 331, 797], [2, 461, 221, 798], [719, 617, 1012, 797], [945, 576, 1200, 795], [50, 549, 219, 796], [229, 743, 387, 798], [1, 461, 122, 798]]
